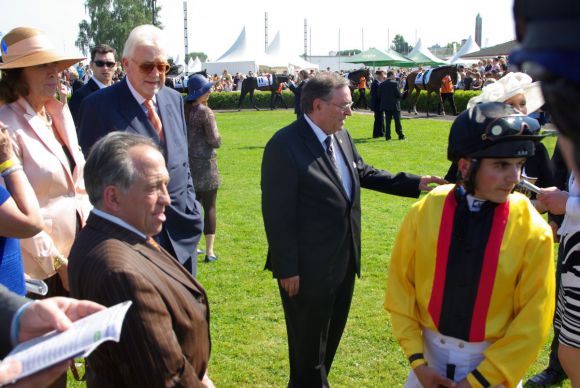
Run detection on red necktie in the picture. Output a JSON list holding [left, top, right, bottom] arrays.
[[143, 99, 165, 142]]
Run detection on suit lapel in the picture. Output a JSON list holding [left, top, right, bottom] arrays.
[[334, 129, 357, 185], [116, 79, 160, 141], [88, 79, 100, 93], [87, 214, 204, 296], [298, 117, 350, 200], [14, 98, 76, 184], [155, 88, 175, 147]]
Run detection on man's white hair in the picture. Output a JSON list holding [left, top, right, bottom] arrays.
[[123, 24, 167, 59]]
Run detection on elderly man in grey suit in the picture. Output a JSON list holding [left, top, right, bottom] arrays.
[[261, 72, 444, 387], [77, 25, 203, 275]]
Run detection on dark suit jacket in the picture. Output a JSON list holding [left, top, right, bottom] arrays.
[[261, 116, 421, 292], [68, 214, 210, 388], [379, 79, 402, 111], [69, 78, 100, 129], [77, 79, 203, 268], [0, 285, 28, 357], [370, 79, 381, 112]]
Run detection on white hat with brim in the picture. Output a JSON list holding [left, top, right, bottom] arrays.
[[0, 27, 85, 72], [467, 72, 545, 114]]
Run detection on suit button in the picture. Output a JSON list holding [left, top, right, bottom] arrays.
[[459, 342, 465, 349], [440, 338, 446, 345]]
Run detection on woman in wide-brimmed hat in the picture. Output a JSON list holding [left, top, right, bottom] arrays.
[[184, 74, 222, 263], [0, 27, 92, 310]]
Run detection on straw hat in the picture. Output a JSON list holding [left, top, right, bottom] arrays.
[[467, 72, 544, 114], [0, 27, 85, 71]]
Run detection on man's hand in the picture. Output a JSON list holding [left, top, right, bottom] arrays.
[[537, 187, 569, 215], [0, 360, 69, 388], [279, 276, 300, 297], [413, 365, 456, 388], [419, 175, 447, 192], [19, 297, 105, 343]]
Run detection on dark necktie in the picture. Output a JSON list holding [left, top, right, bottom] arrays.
[[325, 135, 341, 177]]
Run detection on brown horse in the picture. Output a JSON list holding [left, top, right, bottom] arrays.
[[404, 65, 458, 116]]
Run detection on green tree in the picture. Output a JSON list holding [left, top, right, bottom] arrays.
[[76, 0, 162, 59], [185, 52, 208, 63], [336, 49, 361, 56], [392, 34, 410, 54]]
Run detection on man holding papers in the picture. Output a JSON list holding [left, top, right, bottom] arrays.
[[68, 132, 213, 387]]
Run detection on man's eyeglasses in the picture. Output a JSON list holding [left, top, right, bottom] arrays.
[[330, 101, 354, 112], [93, 60, 116, 68], [131, 59, 171, 74]]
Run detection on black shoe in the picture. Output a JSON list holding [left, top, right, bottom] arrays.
[[204, 255, 218, 263], [525, 366, 567, 386], [399, 135, 406, 140], [385, 136, 392, 141]]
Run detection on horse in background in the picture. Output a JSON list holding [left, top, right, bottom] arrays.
[[237, 73, 291, 110], [345, 68, 371, 91], [404, 65, 458, 117]]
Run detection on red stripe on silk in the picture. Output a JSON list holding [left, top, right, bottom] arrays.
[[469, 201, 510, 342], [428, 190, 457, 327]]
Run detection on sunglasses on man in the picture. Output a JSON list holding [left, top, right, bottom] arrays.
[[93, 60, 116, 68], [130, 59, 171, 74]]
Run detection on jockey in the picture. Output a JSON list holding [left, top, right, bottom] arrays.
[[385, 102, 555, 388]]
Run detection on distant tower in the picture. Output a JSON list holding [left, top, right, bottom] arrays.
[[265, 12, 269, 50], [475, 13, 482, 47], [304, 19, 308, 57]]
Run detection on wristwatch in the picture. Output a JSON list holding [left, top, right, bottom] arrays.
[[53, 254, 68, 270]]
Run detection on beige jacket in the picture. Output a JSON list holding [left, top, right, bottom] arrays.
[[0, 97, 92, 279]]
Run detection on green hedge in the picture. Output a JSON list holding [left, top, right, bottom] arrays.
[[199, 89, 481, 113], [206, 90, 295, 110]]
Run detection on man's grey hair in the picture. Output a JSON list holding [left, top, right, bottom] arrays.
[[122, 24, 167, 59], [300, 72, 349, 114], [84, 132, 158, 207]]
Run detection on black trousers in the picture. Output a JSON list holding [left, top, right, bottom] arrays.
[[439, 93, 457, 115], [279, 264, 356, 387], [384, 110, 403, 138], [372, 110, 385, 138]]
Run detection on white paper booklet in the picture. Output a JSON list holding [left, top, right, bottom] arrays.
[[2, 300, 132, 381]]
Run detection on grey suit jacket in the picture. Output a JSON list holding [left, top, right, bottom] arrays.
[[68, 213, 210, 387], [0, 285, 28, 357], [261, 116, 421, 292], [77, 79, 203, 272]]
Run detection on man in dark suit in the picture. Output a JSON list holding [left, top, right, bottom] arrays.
[[370, 70, 385, 138], [261, 72, 444, 387], [69, 132, 212, 387], [379, 70, 406, 140], [69, 44, 117, 128], [77, 25, 203, 275]]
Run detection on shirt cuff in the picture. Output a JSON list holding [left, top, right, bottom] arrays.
[[11, 301, 33, 346]]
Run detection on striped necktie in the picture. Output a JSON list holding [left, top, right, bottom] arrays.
[[144, 99, 165, 142]]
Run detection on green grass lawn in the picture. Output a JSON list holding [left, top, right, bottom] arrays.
[[68, 110, 563, 387]]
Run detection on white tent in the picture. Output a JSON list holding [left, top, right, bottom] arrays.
[[407, 39, 446, 66], [188, 56, 202, 73], [266, 31, 319, 71], [447, 36, 481, 65], [204, 27, 286, 75]]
